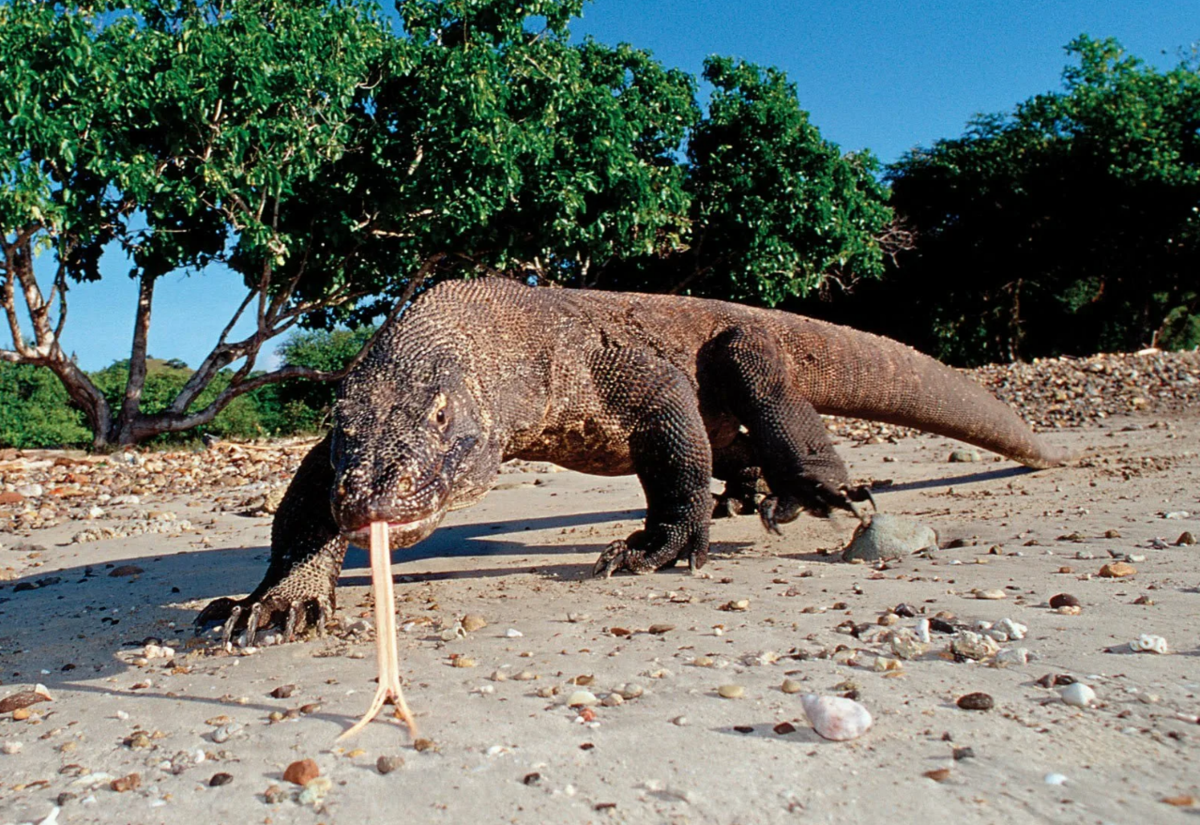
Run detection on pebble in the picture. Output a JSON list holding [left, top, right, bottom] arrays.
[[956, 692, 995, 711], [283, 758, 320, 786], [717, 685, 745, 699], [1044, 773, 1068, 786], [842, 514, 938, 562], [298, 776, 332, 805], [974, 589, 1007, 601], [376, 755, 405, 774], [780, 679, 803, 694], [647, 623, 675, 635], [1176, 531, 1196, 546], [1048, 593, 1080, 609], [0, 685, 53, 713], [617, 684, 644, 700], [801, 694, 873, 741], [2, 741, 23, 755], [1060, 683, 1096, 708], [1099, 562, 1137, 578], [949, 449, 982, 463], [671, 715, 689, 727], [209, 772, 234, 787], [461, 614, 487, 633]]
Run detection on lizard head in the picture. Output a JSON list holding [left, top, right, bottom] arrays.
[[330, 354, 497, 549]]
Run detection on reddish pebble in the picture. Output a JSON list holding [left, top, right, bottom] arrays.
[[282, 758, 320, 786]]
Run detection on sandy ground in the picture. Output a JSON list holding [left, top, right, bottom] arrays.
[[1, 413, 1199, 824]]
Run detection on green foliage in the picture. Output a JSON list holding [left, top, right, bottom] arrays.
[[0, 361, 90, 448], [679, 57, 891, 305], [252, 327, 377, 434], [2, 0, 894, 447], [827, 36, 1200, 365]]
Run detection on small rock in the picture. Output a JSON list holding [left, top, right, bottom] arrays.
[[974, 589, 1006, 601], [1048, 593, 1080, 609], [924, 767, 952, 782], [270, 684, 296, 699], [773, 721, 796, 735], [780, 679, 803, 694], [801, 694, 873, 741], [209, 772, 234, 787], [0, 685, 53, 714], [647, 623, 675, 635], [1044, 773, 1068, 786], [376, 755, 404, 774], [1060, 683, 1096, 708], [952, 747, 975, 760], [2, 741, 23, 755], [1099, 562, 1136, 578], [298, 776, 332, 805], [110, 772, 141, 792], [842, 514, 937, 562], [1175, 532, 1196, 546], [263, 784, 288, 804], [717, 684, 745, 699], [283, 758, 320, 786], [956, 692, 994, 711], [949, 449, 982, 463], [671, 715, 689, 726]]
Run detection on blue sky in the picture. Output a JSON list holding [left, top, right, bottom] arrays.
[[18, 0, 1198, 372]]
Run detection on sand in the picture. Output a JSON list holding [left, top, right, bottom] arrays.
[[1, 413, 1198, 824]]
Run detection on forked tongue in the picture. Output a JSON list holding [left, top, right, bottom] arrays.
[[338, 521, 417, 740]]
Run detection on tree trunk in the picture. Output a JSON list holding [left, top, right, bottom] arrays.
[[113, 275, 155, 446]]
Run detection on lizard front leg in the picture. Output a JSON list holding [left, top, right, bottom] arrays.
[[196, 434, 348, 645], [586, 349, 714, 578]]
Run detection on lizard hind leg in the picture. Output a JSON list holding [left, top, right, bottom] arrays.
[[701, 327, 860, 534]]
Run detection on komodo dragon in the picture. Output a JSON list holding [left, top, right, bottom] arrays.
[[197, 278, 1066, 643]]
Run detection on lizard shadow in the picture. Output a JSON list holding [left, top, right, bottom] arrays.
[[873, 465, 1038, 493]]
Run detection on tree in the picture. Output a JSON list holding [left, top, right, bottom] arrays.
[[832, 36, 1200, 365], [1, 0, 393, 448], [2, 0, 894, 448]]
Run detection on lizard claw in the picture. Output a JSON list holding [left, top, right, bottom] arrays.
[[194, 590, 334, 647], [592, 540, 631, 578]]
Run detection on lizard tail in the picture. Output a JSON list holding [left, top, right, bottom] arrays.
[[775, 315, 1069, 469]]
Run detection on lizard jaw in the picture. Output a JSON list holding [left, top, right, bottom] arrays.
[[344, 509, 445, 549]]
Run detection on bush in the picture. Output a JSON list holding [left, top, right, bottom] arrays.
[[0, 362, 91, 448]]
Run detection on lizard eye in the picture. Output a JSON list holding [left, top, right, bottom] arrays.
[[436, 408, 447, 427]]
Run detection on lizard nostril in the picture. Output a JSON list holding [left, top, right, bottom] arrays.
[[396, 476, 414, 495]]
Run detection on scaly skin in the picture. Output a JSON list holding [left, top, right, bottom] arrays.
[[197, 279, 1067, 641]]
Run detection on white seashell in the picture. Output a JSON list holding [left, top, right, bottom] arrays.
[[995, 647, 1031, 667], [996, 618, 1027, 640], [951, 630, 999, 661], [1044, 773, 1068, 785], [800, 694, 873, 741], [1131, 633, 1168, 654], [915, 618, 931, 644], [1060, 683, 1096, 708], [566, 690, 598, 707]]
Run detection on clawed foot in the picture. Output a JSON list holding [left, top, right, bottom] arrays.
[[760, 483, 877, 534], [195, 591, 333, 648]]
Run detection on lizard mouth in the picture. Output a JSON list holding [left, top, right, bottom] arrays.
[[345, 509, 445, 550]]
